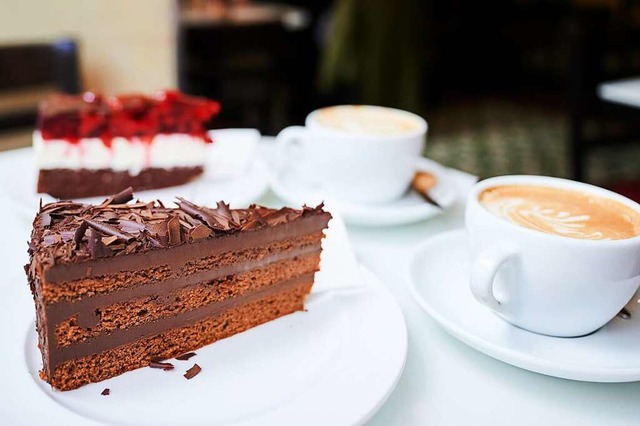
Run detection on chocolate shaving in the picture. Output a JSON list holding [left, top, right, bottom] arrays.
[[183, 363, 201, 379], [40, 213, 52, 227], [176, 198, 219, 229], [261, 210, 293, 226], [175, 352, 197, 361], [102, 187, 134, 206], [189, 224, 211, 242], [176, 198, 234, 231], [101, 388, 110, 396], [73, 221, 88, 248], [119, 220, 146, 234], [145, 221, 167, 235], [60, 231, 75, 242], [167, 215, 182, 245], [85, 219, 133, 242], [241, 218, 264, 231], [88, 229, 113, 258], [111, 187, 134, 204], [215, 200, 238, 226], [43, 234, 61, 247], [149, 361, 174, 371], [101, 235, 119, 246]]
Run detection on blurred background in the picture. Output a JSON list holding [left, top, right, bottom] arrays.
[[1, 0, 640, 197]]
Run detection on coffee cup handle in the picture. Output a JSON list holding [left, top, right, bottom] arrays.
[[470, 242, 518, 312], [274, 126, 310, 175]]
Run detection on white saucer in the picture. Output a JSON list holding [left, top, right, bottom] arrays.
[[1, 134, 269, 220], [270, 158, 475, 226], [408, 229, 640, 383], [1, 214, 407, 426]]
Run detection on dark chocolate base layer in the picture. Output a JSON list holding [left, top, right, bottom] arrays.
[[37, 166, 204, 199]]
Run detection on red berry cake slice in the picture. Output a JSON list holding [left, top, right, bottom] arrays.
[[34, 91, 220, 199]]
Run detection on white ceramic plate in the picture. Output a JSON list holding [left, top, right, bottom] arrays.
[[270, 158, 473, 227], [0, 132, 269, 220], [407, 229, 640, 383], [0, 214, 407, 426]]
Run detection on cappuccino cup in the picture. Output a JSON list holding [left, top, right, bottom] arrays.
[[466, 175, 640, 337], [275, 105, 427, 204]]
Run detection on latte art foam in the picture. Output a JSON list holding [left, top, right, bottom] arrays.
[[479, 185, 640, 241], [315, 105, 421, 135]]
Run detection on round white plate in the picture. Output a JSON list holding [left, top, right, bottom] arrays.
[[270, 158, 459, 227], [0, 214, 407, 426], [408, 229, 640, 383], [0, 145, 269, 220]]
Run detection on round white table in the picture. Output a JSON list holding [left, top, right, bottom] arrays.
[[2, 140, 639, 426]]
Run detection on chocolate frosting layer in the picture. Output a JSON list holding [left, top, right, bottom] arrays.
[[26, 189, 330, 282]]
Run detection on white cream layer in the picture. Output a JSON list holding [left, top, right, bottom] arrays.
[[33, 131, 207, 175]]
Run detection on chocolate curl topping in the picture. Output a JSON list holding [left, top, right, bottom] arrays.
[[88, 229, 113, 258], [111, 187, 134, 204], [84, 219, 134, 242], [40, 212, 52, 227], [189, 224, 211, 242], [101, 186, 134, 206], [43, 234, 61, 247], [215, 201, 235, 223], [119, 219, 145, 234], [167, 215, 182, 245], [241, 217, 265, 231], [30, 187, 329, 265], [73, 221, 88, 249], [176, 198, 236, 231]]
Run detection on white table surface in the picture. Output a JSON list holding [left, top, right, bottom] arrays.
[[598, 78, 640, 109], [2, 140, 640, 426], [261, 140, 640, 426]]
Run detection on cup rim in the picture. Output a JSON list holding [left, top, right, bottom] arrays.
[[468, 175, 640, 246], [305, 105, 428, 140]]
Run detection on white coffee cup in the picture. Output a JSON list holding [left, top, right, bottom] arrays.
[[466, 175, 640, 337], [275, 105, 427, 204]]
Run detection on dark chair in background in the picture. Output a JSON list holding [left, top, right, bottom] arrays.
[[568, 5, 640, 183], [177, 9, 315, 135], [0, 39, 80, 131]]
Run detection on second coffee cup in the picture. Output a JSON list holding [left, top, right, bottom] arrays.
[[275, 105, 427, 205]]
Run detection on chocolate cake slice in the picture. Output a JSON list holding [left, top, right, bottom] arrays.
[[26, 189, 331, 390], [35, 91, 220, 199]]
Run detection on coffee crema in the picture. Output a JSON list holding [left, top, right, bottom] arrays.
[[315, 105, 422, 135], [479, 185, 640, 240]]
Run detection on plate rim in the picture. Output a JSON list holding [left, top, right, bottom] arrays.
[[407, 229, 640, 383], [269, 157, 455, 227]]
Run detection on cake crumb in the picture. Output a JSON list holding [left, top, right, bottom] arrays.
[[101, 388, 110, 396]]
